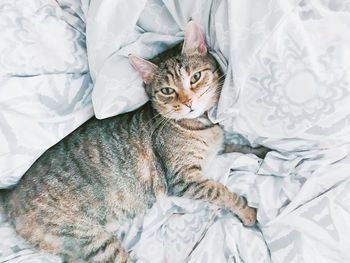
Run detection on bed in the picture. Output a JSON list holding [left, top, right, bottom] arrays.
[[1, 0, 350, 262]]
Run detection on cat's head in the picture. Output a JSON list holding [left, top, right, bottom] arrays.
[[129, 21, 222, 120]]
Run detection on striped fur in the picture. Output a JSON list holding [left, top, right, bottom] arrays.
[[2, 22, 256, 262]]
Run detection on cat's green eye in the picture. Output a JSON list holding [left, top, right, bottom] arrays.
[[160, 87, 175, 95], [191, 72, 202, 84]]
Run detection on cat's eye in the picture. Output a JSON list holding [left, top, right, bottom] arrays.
[[191, 72, 202, 84], [160, 87, 175, 95]]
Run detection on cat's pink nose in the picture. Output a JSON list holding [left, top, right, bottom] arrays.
[[183, 99, 192, 108]]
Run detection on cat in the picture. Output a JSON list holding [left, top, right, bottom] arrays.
[[1, 21, 258, 263]]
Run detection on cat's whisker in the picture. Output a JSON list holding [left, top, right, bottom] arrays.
[[211, 69, 226, 79], [144, 113, 162, 128], [211, 76, 226, 87], [199, 86, 211, 97], [153, 117, 169, 137], [199, 82, 221, 97], [214, 74, 226, 84], [150, 117, 166, 139], [150, 110, 174, 138], [212, 68, 221, 76], [199, 76, 226, 97], [158, 117, 172, 135], [144, 109, 170, 128]]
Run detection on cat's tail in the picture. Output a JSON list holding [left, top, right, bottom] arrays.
[[85, 235, 131, 263], [46, 218, 132, 263], [75, 227, 131, 263]]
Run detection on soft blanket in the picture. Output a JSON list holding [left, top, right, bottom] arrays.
[[1, 0, 350, 262]]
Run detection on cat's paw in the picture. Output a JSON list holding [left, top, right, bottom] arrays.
[[238, 206, 257, 226], [114, 249, 132, 263]]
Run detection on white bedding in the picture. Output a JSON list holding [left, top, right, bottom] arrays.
[[1, 0, 350, 262], [0, 0, 93, 188]]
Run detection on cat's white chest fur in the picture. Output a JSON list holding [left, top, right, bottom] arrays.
[[198, 125, 224, 166], [195, 125, 224, 181]]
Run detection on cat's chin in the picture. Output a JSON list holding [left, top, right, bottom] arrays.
[[179, 109, 206, 120]]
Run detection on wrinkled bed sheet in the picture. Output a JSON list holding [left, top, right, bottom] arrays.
[[1, 0, 350, 263]]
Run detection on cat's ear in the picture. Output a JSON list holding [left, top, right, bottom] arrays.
[[182, 21, 207, 56], [128, 54, 158, 85]]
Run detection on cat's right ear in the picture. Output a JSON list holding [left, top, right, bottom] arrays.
[[182, 21, 207, 56], [128, 54, 158, 85]]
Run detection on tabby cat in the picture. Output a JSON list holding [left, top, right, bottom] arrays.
[[1, 22, 257, 263]]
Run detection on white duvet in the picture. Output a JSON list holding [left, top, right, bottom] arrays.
[[1, 0, 350, 263]]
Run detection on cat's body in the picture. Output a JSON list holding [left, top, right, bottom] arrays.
[[2, 22, 258, 263], [3, 103, 230, 262]]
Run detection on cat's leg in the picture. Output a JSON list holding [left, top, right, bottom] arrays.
[[169, 168, 256, 226]]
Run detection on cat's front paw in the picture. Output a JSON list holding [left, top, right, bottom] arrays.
[[114, 249, 132, 263], [238, 206, 257, 226]]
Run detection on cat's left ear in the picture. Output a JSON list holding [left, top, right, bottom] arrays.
[[128, 54, 158, 85], [182, 21, 207, 56]]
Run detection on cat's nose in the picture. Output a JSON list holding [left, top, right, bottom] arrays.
[[182, 98, 192, 108]]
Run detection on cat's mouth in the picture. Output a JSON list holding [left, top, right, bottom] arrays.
[[180, 99, 216, 120], [164, 100, 215, 120], [182, 107, 205, 119]]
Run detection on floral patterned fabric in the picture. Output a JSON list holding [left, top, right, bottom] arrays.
[[0, 0, 93, 188], [1, 0, 350, 263]]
